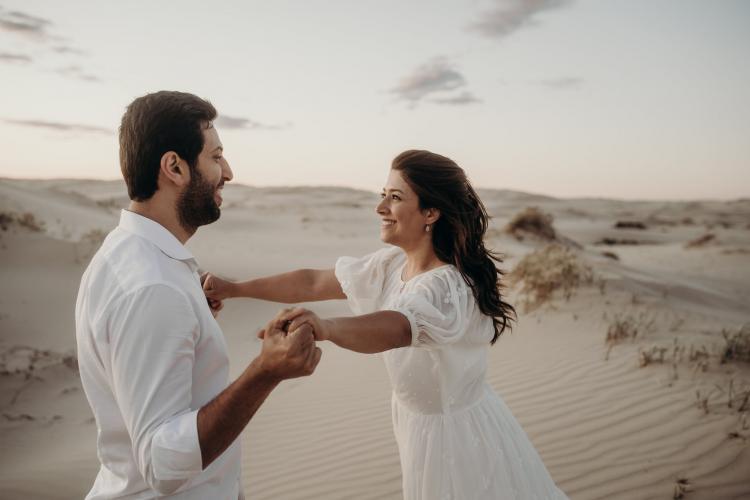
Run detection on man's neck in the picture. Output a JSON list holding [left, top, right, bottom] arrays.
[[128, 200, 194, 244]]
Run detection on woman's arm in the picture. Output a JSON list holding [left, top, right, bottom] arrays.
[[278, 307, 412, 354], [204, 269, 346, 304]]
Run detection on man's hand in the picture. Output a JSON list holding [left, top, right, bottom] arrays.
[[256, 310, 322, 382]]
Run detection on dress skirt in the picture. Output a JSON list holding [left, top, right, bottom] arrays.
[[391, 385, 569, 500]]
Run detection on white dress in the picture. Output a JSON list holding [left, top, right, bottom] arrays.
[[335, 246, 569, 500]]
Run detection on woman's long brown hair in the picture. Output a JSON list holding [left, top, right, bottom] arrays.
[[392, 150, 516, 343]]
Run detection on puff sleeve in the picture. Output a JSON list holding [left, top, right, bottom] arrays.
[[334, 246, 402, 315], [390, 269, 471, 348]]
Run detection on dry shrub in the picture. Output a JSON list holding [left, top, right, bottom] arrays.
[[0, 212, 13, 231], [505, 207, 556, 241], [16, 212, 45, 232], [673, 478, 691, 499], [696, 379, 750, 415], [639, 345, 669, 367], [721, 248, 750, 255], [714, 379, 750, 412], [685, 233, 716, 249], [510, 244, 592, 311], [595, 237, 644, 246], [614, 221, 647, 230], [605, 312, 656, 347], [689, 344, 710, 362], [695, 389, 714, 415], [0, 345, 78, 377], [720, 325, 750, 364], [0, 211, 45, 232]]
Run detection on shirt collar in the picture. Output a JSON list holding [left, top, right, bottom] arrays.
[[118, 210, 199, 271]]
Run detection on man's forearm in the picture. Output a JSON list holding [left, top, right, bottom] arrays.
[[197, 357, 279, 468], [327, 311, 411, 354]]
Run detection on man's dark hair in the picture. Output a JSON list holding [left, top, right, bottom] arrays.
[[119, 91, 217, 201]]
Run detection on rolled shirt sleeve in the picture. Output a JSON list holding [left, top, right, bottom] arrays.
[[106, 283, 203, 495]]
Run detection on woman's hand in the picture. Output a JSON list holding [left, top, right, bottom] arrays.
[[275, 307, 332, 342], [203, 273, 236, 302], [200, 272, 226, 318]]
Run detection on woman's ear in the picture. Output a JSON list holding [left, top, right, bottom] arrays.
[[424, 207, 441, 225], [159, 151, 190, 188]]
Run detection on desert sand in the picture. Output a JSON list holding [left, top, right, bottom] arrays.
[[1, 177, 749, 499]]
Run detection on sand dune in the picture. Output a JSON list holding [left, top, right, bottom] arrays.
[[1, 178, 748, 499]]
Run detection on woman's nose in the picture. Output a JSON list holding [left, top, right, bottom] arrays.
[[376, 198, 388, 214]]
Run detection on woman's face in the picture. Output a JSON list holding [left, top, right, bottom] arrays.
[[376, 169, 430, 247]]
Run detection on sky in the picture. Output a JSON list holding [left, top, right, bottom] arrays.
[[0, 0, 748, 200]]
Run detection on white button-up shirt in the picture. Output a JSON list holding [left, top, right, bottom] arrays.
[[75, 210, 242, 499]]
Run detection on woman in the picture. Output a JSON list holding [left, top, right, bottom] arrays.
[[204, 150, 568, 499]]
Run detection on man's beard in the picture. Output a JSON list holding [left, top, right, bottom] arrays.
[[177, 167, 221, 232]]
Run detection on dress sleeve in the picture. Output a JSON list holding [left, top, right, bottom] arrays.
[[390, 269, 471, 348], [334, 246, 401, 315]]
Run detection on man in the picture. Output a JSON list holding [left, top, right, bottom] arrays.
[[75, 90, 321, 499]]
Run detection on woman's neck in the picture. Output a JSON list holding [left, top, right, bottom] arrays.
[[401, 241, 446, 281]]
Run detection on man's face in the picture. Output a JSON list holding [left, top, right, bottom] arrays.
[[177, 125, 233, 231]]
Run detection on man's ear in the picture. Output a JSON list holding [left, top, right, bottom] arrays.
[[159, 151, 190, 188], [424, 207, 441, 225]]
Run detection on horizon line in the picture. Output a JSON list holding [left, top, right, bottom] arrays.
[[0, 175, 746, 204]]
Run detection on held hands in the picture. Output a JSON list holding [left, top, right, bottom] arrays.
[[264, 307, 332, 342], [256, 309, 323, 382]]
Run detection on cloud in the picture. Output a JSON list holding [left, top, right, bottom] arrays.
[[0, 8, 99, 80], [431, 91, 483, 105], [390, 58, 473, 106], [534, 77, 582, 89], [469, 0, 573, 39], [215, 115, 291, 131], [3, 118, 112, 135], [0, 52, 32, 64], [55, 65, 100, 82], [0, 9, 54, 41]]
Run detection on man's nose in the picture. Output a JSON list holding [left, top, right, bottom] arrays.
[[222, 160, 234, 182]]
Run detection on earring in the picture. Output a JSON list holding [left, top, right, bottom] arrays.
[[425, 224, 431, 233]]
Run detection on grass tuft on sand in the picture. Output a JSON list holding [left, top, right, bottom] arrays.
[[510, 244, 592, 312], [505, 207, 556, 241]]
